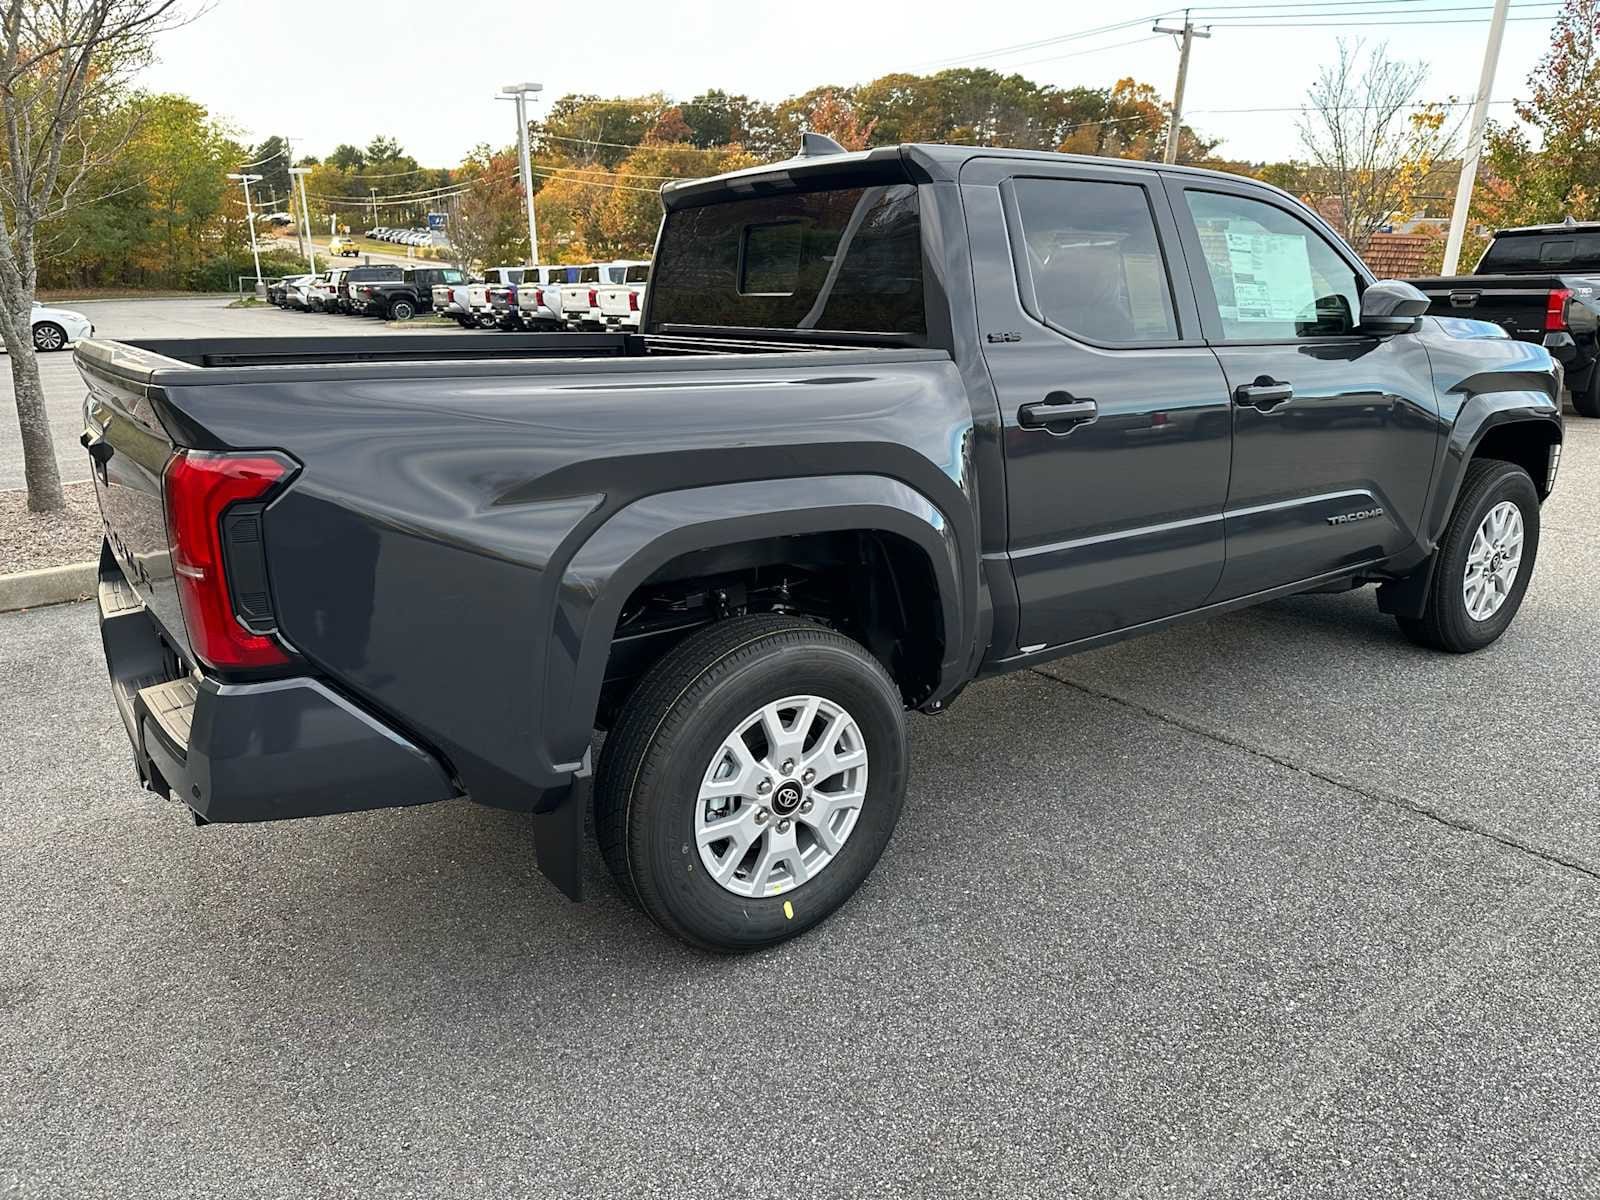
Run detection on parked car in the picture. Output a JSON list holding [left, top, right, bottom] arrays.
[[557, 261, 643, 330], [312, 270, 346, 312], [511, 265, 576, 329], [340, 264, 404, 314], [352, 266, 466, 320], [283, 276, 318, 310], [328, 236, 360, 258], [597, 262, 651, 330], [465, 266, 524, 327], [78, 138, 1565, 952], [1410, 218, 1600, 417], [265, 277, 291, 306], [30, 301, 91, 351]]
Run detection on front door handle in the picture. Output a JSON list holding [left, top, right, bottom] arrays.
[[1234, 378, 1294, 411], [1019, 393, 1098, 432]]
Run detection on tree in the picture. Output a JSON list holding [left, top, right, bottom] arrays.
[[1, 0, 187, 512], [444, 145, 527, 270], [1297, 39, 1456, 251], [327, 143, 365, 171], [1482, 0, 1600, 226], [246, 133, 291, 203], [365, 134, 403, 163]]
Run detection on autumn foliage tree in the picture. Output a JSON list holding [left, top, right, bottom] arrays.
[[444, 145, 528, 271]]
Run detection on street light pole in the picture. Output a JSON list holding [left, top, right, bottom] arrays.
[[289, 166, 316, 274], [501, 81, 544, 265], [227, 172, 264, 283], [1441, 0, 1511, 275]]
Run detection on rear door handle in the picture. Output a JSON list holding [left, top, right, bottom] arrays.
[[1019, 393, 1099, 432], [1234, 378, 1294, 411]]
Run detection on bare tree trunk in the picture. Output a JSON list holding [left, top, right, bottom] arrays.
[[2, 319, 66, 511]]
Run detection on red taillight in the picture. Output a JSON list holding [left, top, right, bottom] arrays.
[[446, 287, 455, 302], [534, 287, 544, 306], [628, 290, 639, 312], [588, 288, 598, 307], [163, 450, 295, 670], [1545, 287, 1571, 331]]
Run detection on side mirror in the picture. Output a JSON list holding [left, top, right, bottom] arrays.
[[1360, 279, 1430, 334]]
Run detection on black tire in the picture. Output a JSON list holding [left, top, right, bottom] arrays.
[[595, 614, 908, 953], [1573, 366, 1600, 418], [31, 321, 66, 352], [388, 298, 415, 321], [1397, 459, 1540, 653], [455, 317, 476, 329]]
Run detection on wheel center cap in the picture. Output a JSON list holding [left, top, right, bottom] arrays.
[[772, 781, 803, 816]]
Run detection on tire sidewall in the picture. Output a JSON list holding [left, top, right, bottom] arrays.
[[1438, 464, 1540, 648], [390, 300, 414, 321], [628, 641, 907, 949]]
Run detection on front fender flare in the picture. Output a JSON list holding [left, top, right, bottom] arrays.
[[542, 474, 973, 771]]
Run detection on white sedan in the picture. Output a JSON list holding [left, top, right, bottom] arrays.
[[31, 301, 93, 352]]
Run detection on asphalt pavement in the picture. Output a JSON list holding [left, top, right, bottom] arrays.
[[2, 411, 1598, 1195]]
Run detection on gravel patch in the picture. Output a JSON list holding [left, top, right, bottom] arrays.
[[0, 481, 101, 573]]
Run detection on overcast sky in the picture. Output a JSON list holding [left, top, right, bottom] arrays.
[[140, 1, 1559, 167]]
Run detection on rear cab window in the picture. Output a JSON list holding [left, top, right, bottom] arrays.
[[578, 267, 600, 283], [1479, 232, 1600, 273], [648, 183, 925, 337]]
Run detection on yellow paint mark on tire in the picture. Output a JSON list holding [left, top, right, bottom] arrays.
[[783, 900, 794, 920]]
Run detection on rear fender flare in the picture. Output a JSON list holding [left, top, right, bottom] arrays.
[[542, 475, 971, 770]]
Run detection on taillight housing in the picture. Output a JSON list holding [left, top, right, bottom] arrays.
[[628, 290, 639, 312], [534, 287, 544, 307], [588, 288, 598, 307], [1545, 287, 1572, 331], [163, 450, 297, 670], [446, 287, 455, 302]]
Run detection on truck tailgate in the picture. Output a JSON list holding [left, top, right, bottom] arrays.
[[1411, 274, 1566, 339], [79, 346, 192, 663]]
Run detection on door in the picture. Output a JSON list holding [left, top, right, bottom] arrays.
[[1167, 180, 1441, 600], [962, 159, 1234, 651]]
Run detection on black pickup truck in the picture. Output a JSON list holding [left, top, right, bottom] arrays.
[[351, 265, 467, 321], [1410, 219, 1600, 417], [79, 138, 1564, 951]]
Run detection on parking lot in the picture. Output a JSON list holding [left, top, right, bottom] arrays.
[[3, 302, 1599, 1197]]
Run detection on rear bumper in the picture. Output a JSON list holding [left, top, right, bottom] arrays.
[[98, 558, 456, 824]]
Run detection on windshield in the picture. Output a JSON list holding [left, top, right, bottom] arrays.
[[648, 183, 924, 337]]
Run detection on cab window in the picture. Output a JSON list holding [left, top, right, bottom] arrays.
[[1183, 190, 1362, 340], [1012, 177, 1178, 344]]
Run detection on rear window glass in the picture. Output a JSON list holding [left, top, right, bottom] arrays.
[[624, 263, 650, 283], [1480, 232, 1600, 272], [649, 183, 925, 336], [578, 266, 600, 283]]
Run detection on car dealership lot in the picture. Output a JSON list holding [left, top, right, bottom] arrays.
[[3, 300, 1599, 1196]]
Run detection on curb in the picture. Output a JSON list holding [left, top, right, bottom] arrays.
[[0, 560, 97, 614]]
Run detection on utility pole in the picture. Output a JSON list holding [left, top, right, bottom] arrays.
[[501, 82, 544, 265], [1441, 0, 1511, 275], [227, 172, 264, 284], [369, 187, 379, 231], [289, 166, 316, 274], [1153, 15, 1211, 165]]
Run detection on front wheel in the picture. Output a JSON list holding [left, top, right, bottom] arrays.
[[1396, 459, 1540, 653], [595, 614, 908, 953], [32, 321, 66, 352]]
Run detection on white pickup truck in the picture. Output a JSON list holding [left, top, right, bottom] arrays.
[[465, 267, 525, 328], [596, 262, 651, 330], [432, 278, 481, 328], [509, 265, 575, 330], [557, 262, 645, 330], [310, 270, 345, 313]]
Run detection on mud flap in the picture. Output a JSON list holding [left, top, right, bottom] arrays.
[[532, 750, 591, 902], [1376, 552, 1439, 619]]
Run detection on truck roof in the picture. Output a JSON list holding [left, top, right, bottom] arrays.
[[1492, 219, 1600, 237], [660, 141, 1307, 211]]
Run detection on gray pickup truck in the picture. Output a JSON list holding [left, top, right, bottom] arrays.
[[79, 137, 1564, 951]]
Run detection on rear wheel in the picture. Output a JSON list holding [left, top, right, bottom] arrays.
[[1397, 459, 1540, 653], [388, 298, 415, 321], [595, 615, 908, 953]]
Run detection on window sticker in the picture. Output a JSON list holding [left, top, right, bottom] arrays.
[[1212, 224, 1316, 324]]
